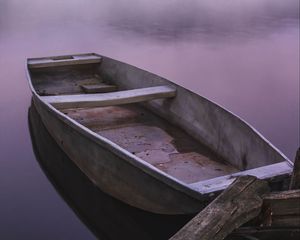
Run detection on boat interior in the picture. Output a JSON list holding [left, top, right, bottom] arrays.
[[28, 54, 262, 184]]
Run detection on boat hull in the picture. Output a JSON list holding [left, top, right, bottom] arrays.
[[27, 53, 293, 215]]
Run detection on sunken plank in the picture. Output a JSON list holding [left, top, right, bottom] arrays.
[[42, 86, 176, 109], [170, 176, 269, 240], [28, 54, 102, 69], [80, 83, 117, 93], [62, 105, 239, 184], [290, 148, 300, 190]]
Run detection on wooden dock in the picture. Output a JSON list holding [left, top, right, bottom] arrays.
[[171, 148, 300, 240]]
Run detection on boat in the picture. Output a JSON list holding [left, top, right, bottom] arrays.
[[26, 53, 293, 215]]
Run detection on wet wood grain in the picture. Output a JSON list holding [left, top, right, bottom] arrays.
[[170, 176, 269, 240]]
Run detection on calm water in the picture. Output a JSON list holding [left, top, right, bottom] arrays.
[[0, 0, 299, 239]]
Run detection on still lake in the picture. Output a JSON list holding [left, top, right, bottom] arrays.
[[0, 0, 299, 239]]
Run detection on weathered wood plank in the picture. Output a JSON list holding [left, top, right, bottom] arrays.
[[290, 148, 300, 190], [28, 54, 102, 68], [170, 176, 269, 240], [226, 227, 300, 240], [259, 190, 300, 227], [80, 83, 117, 93], [41, 86, 176, 109]]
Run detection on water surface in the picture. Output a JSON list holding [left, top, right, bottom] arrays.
[[0, 0, 299, 239]]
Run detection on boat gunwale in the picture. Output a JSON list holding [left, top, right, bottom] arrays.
[[26, 53, 293, 201], [27, 53, 101, 64]]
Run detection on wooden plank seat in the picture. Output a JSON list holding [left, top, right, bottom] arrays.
[[41, 86, 176, 109], [80, 83, 117, 93]]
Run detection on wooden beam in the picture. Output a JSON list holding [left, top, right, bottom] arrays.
[[227, 190, 300, 239], [41, 86, 176, 109], [259, 190, 300, 227], [290, 148, 300, 190], [170, 176, 269, 240], [227, 227, 300, 240], [28, 54, 102, 69]]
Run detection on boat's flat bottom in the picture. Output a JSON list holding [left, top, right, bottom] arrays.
[[62, 104, 239, 184]]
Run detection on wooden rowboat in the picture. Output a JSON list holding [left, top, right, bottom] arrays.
[[26, 53, 293, 214]]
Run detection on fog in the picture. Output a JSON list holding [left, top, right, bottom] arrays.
[[1, 0, 298, 41]]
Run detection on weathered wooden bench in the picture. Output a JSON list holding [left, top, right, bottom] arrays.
[[41, 85, 176, 109]]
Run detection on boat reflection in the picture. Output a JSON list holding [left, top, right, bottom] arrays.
[[28, 102, 193, 240]]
